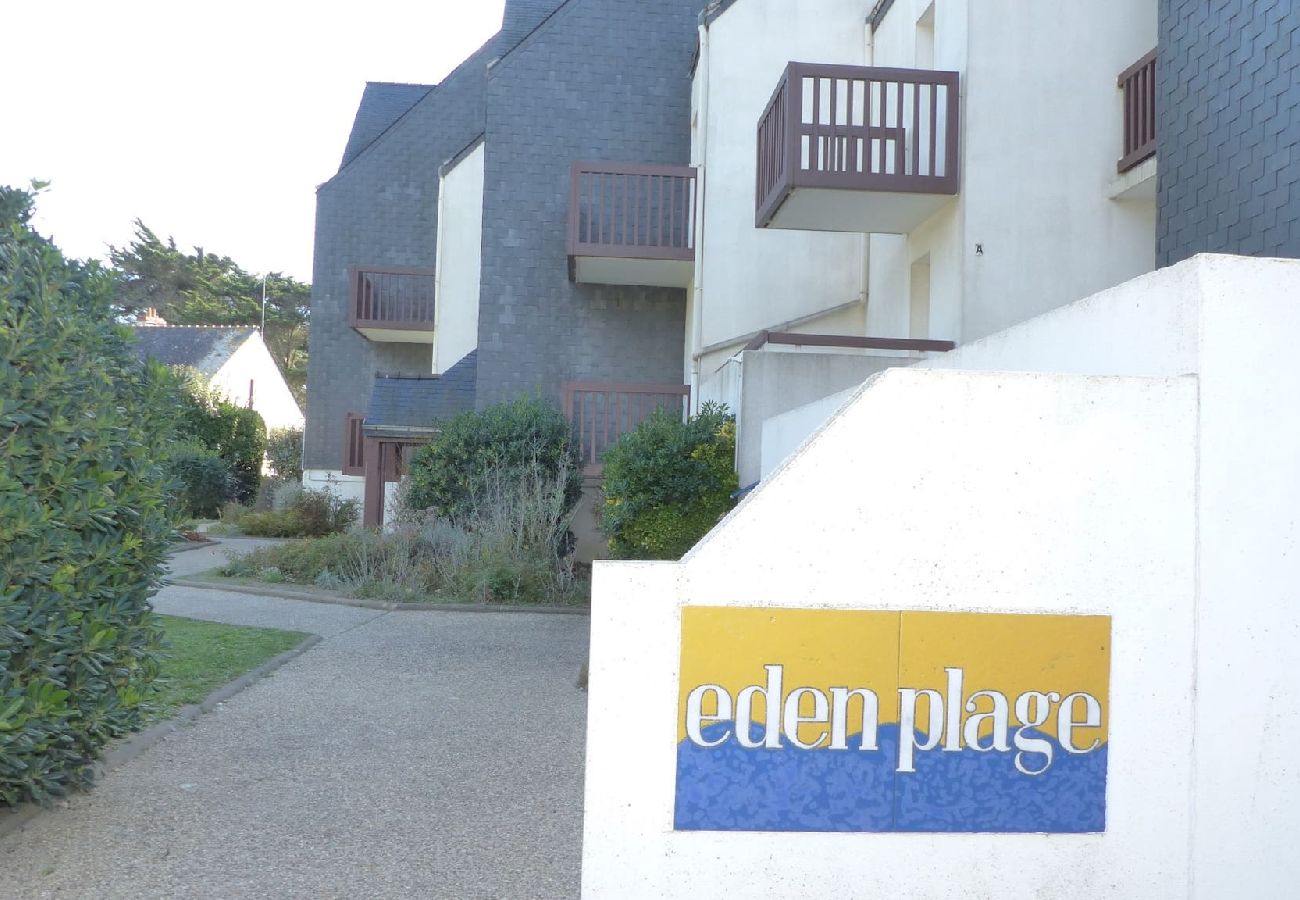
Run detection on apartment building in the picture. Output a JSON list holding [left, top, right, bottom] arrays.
[[306, 0, 1299, 533], [688, 0, 1159, 483], [303, 0, 705, 527], [690, 0, 1298, 485]]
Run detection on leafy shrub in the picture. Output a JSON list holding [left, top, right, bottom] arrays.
[[0, 185, 170, 807], [219, 466, 585, 606], [405, 396, 582, 522], [601, 403, 738, 559], [271, 480, 303, 511], [222, 487, 358, 538], [173, 376, 266, 503], [265, 427, 303, 483], [168, 445, 235, 518]]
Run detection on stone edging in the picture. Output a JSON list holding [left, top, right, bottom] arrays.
[[167, 537, 223, 554], [167, 576, 592, 616], [0, 633, 322, 842]]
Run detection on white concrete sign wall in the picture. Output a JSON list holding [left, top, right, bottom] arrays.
[[584, 256, 1300, 898]]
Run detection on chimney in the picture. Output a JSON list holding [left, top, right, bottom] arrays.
[[139, 307, 168, 327]]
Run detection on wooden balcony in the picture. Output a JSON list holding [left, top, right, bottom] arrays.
[[1118, 49, 1157, 174], [563, 381, 691, 474], [567, 163, 697, 289], [756, 63, 960, 234], [349, 267, 436, 343]]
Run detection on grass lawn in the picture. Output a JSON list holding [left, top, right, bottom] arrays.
[[148, 615, 309, 723]]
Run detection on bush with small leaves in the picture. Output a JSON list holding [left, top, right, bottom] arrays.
[[600, 403, 737, 560], [405, 396, 581, 523]]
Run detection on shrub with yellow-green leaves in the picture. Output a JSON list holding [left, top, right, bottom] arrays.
[[600, 403, 737, 559]]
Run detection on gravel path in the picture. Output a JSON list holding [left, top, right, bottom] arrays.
[[0, 575, 590, 899]]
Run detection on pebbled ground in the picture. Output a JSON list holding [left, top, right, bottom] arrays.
[[0, 567, 590, 900]]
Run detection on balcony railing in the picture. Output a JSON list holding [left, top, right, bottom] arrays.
[[562, 381, 691, 472], [567, 162, 697, 288], [1118, 49, 1157, 174], [349, 267, 436, 342], [756, 62, 960, 233]]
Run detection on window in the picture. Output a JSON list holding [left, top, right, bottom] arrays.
[[342, 413, 366, 475]]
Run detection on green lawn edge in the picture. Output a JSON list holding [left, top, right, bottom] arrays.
[[147, 615, 309, 724]]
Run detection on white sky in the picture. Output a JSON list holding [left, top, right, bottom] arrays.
[[0, 1, 507, 281]]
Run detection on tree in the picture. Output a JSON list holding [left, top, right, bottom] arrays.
[[108, 221, 310, 406]]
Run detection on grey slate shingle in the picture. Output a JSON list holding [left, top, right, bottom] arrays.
[[363, 350, 478, 434], [129, 326, 257, 376], [339, 82, 434, 170]]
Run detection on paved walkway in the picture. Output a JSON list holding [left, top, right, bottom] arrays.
[[0, 553, 591, 899]]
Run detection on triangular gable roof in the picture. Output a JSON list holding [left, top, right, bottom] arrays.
[[340, 82, 434, 169], [129, 326, 259, 376]]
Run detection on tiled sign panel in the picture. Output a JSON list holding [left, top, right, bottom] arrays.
[[674, 608, 1111, 833]]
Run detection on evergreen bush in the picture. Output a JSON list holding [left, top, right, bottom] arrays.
[[0, 186, 171, 807], [167, 445, 235, 518], [405, 396, 582, 522], [173, 375, 265, 503], [265, 427, 303, 483], [600, 402, 738, 559]]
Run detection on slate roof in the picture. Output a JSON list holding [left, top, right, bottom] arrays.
[[129, 326, 257, 376], [333, 1, 570, 176], [363, 350, 478, 435], [339, 82, 434, 169]]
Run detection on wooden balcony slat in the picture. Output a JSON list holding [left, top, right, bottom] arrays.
[[349, 267, 436, 335], [1118, 48, 1157, 173], [756, 63, 961, 229], [567, 162, 698, 266]]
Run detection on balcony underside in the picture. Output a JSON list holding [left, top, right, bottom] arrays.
[[570, 254, 693, 289], [352, 323, 435, 343], [763, 185, 956, 234]]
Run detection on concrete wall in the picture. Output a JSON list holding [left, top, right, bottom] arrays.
[[731, 348, 917, 485], [759, 383, 854, 480], [866, 0, 1158, 346], [689, 0, 872, 384], [473, 0, 701, 409], [1157, 0, 1300, 265], [586, 368, 1200, 897], [434, 142, 485, 375], [585, 255, 1300, 897], [209, 331, 304, 431]]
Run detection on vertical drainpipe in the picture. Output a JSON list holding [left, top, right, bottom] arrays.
[[689, 16, 710, 415], [860, 16, 874, 335]]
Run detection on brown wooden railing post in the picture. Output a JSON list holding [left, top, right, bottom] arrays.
[[347, 267, 436, 335], [755, 63, 961, 228], [561, 381, 691, 473], [566, 163, 698, 278], [1117, 48, 1157, 173]]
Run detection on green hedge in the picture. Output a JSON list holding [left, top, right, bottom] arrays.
[[168, 445, 235, 519], [600, 403, 737, 559], [265, 427, 303, 483], [174, 377, 265, 504], [0, 186, 171, 807], [406, 396, 581, 522]]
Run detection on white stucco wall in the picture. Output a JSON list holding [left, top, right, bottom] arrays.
[[865, 0, 1158, 345], [302, 469, 365, 505], [585, 255, 1300, 897], [585, 369, 1200, 898], [689, 0, 875, 379], [433, 141, 484, 375], [208, 331, 304, 431]]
